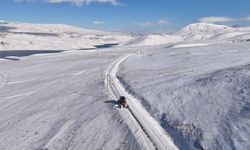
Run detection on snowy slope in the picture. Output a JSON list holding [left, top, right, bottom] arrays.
[[124, 23, 250, 47], [1, 21, 250, 50], [0, 49, 146, 150], [124, 34, 183, 47], [176, 22, 250, 42], [176, 22, 233, 41], [0, 21, 133, 50], [118, 43, 250, 150]]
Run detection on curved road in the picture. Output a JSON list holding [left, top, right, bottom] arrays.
[[105, 54, 178, 150]]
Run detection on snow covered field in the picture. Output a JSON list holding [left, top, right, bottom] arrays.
[[1, 21, 250, 150], [0, 49, 148, 150]]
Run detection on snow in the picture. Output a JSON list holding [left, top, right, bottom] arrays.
[[176, 22, 250, 42], [125, 34, 184, 47], [0, 50, 144, 150], [118, 43, 250, 150], [173, 43, 209, 48], [1, 20, 250, 150], [105, 54, 178, 150], [0, 21, 133, 50], [176, 23, 234, 41], [0, 20, 7, 24], [1, 21, 250, 51]]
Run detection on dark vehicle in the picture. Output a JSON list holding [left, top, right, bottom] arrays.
[[118, 96, 129, 108]]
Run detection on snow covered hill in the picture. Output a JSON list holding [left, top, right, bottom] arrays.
[[123, 22, 250, 47], [1, 21, 250, 50], [176, 22, 250, 42], [118, 42, 250, 150], [0, 20, 133, 50]]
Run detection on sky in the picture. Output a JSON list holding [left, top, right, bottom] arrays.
[[0, 0, 250, 32]]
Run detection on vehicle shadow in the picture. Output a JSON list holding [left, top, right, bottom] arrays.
[[105, 100, 118, 105]]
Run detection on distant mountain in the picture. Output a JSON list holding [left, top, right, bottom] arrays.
[[1, 21, 250, 50], [0, 21, 133, 50], [175, 22, 250, 42], [176, 22, 233, 40]]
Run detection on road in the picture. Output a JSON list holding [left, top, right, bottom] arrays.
[[105, 54, 178, 150]]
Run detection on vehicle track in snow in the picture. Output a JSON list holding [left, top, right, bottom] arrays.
[[0, 74, 7, 89], [105, 54, 178, 150]]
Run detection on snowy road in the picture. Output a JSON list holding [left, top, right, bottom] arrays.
[[105, 54, 178, 150]]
